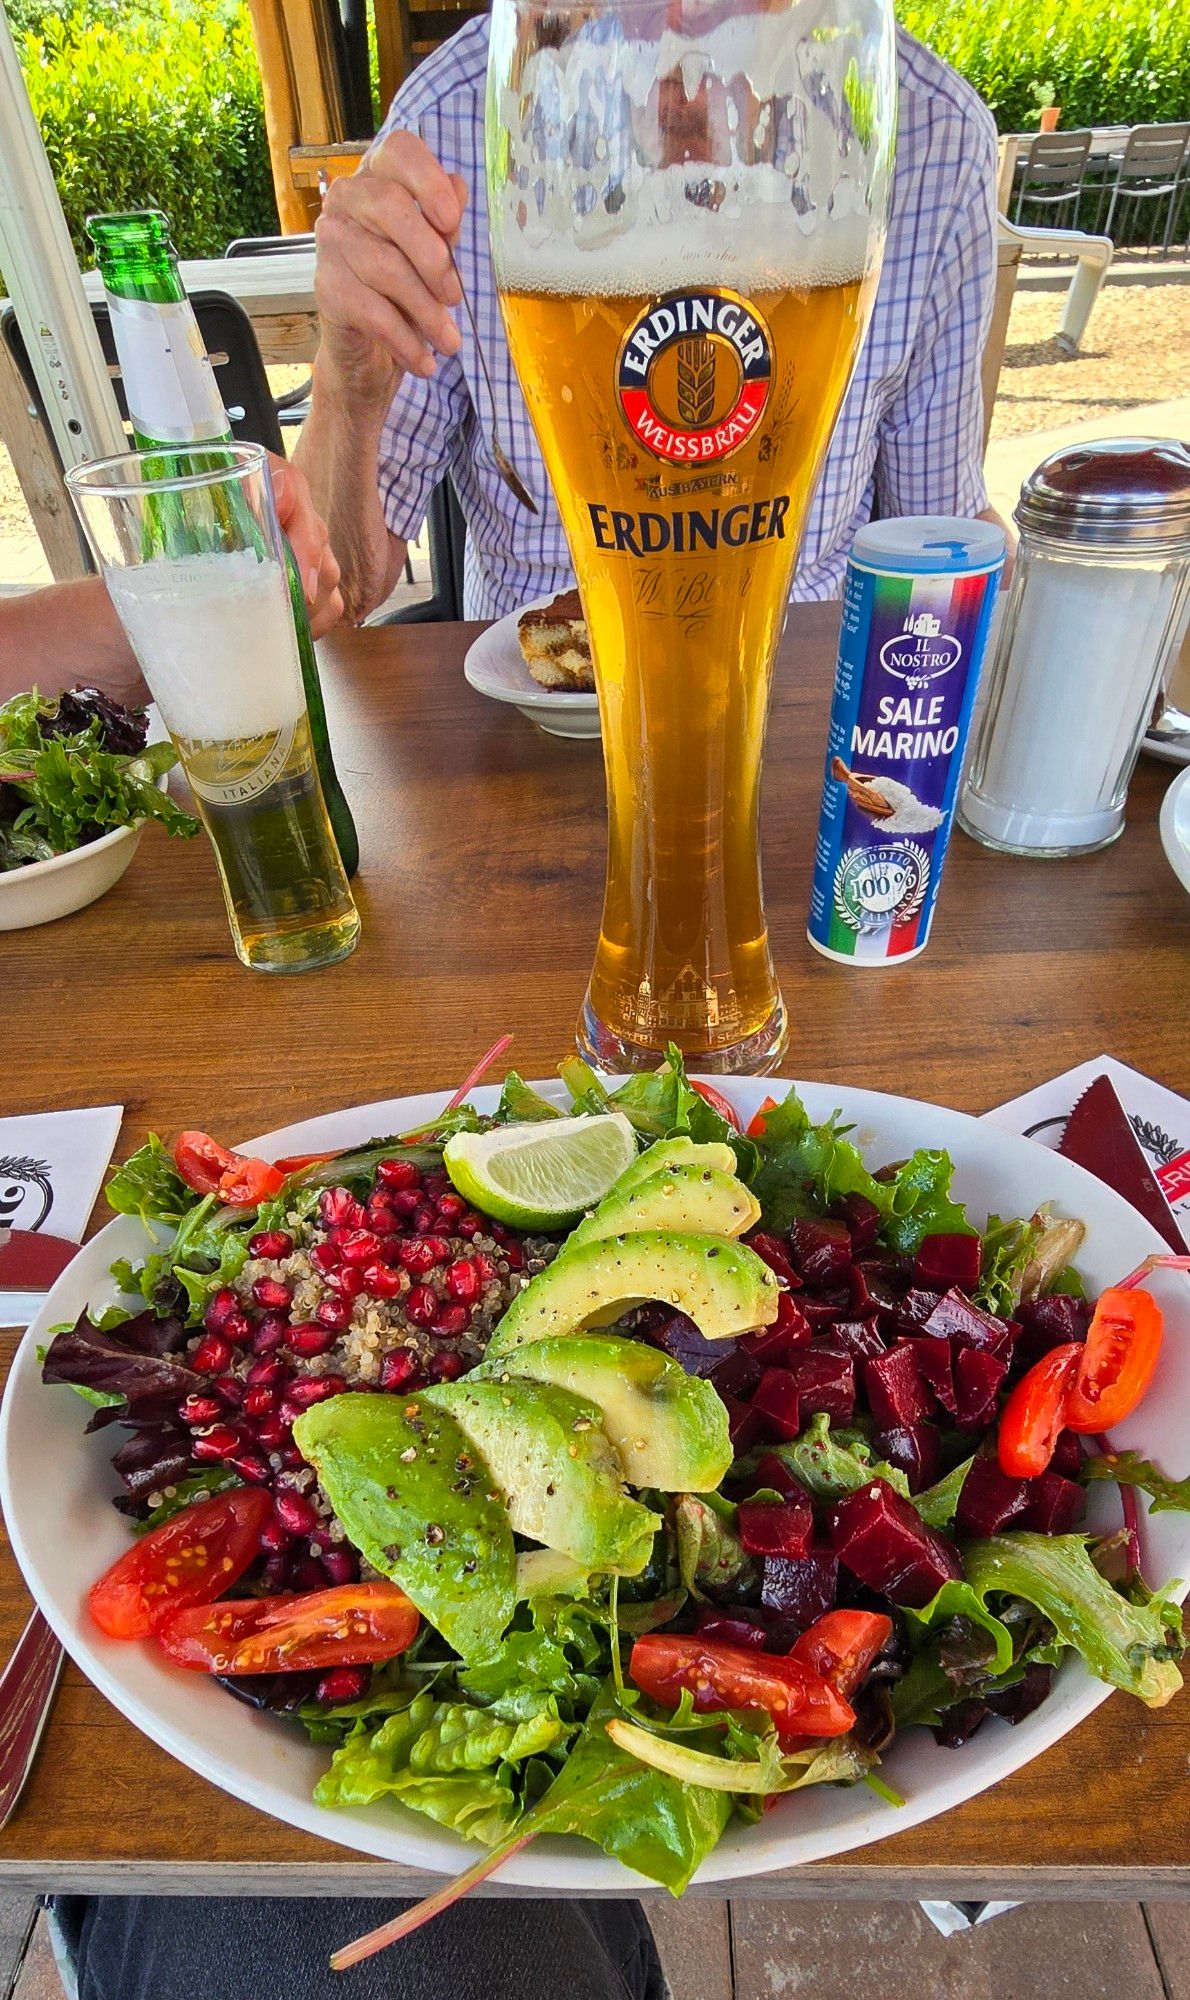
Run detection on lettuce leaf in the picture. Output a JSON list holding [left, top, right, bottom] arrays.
[[106, 1136, 195, 1230], [760, 1412, 912, 1503], [563, 1046, 758, 1179], [749, 1089, 971, 1249], [496, 1073, 564, 1123], [914, 1456, 975, 1531], [0, 728, 197, 867], [974, 1210, 1087, 1316], [1083, 1450, 1190, 1516]]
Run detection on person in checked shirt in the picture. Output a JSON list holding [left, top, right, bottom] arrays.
[[294, 18, 1004, 624]]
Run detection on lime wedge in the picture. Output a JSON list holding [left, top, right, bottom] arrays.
[[443, 1113, 638, 1230]]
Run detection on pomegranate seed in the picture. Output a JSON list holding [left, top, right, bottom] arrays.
[[243, 1384, 277, 1419], [319, 1188, 365, 1230], [436, 1193, 466, 1225], [251, 1313, 289, 1356], [204, 1287, 240, 1334], [326, 1266, 365, 1301], [274, 1489, 318, 1537], [339, 1229, 383, 1268], [289, 1323, 337, 1357], [221, 1308, 253, 1346], [421, 1235, 452, 1266], [180, 1392, 223, 1426], [320, 1548, 358, 1586], [311, 1240, 341, 1275], [473, 1253, 498, 1286], [364, 1197, 397, 1232], [315, 1296, 351, 1332], [279, 1443, 305, 1469], [252, 1276, 292, 1313], [456, 1210, 485, 1238], [259, 1518, 291, 1555], [261, 1554, 289, 1593], [380, 1350, 420, 1392], [246, 1355, 286, 1386], [316, 1664, 371, 1703], [433, 1303, 470, 1338], [192, 1333, 233, 1374], [255, 1415, 289, 1451], [213, 1373, 245, 1408], [362, 1261, 403, 1299], [422, 1172, 448, 1198], [378, 1159, 420, 1191], [388, 1189, 421, 1220], [445, 1259, 480, 1303], [489, 1221, 510, 1242], [502, 1243, 525, 1271], [287, 1374, 346, 1409], [249, 1229, 293, 1260], [405, 1284, 438, 1327], [412, 1201, 437, 1233], [430, 1349, 464, 1381], [231, 1449, 270, 1484], [396, 1238, 435, 1276], [290, 1556, 326, 1593], [192, 1424, 240, 1462]]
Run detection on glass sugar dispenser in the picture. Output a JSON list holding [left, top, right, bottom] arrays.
[[959, 438, 1190, 856]]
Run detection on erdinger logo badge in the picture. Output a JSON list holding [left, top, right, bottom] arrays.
[[616, 289, 772, 466]]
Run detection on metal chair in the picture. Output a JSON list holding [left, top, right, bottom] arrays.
[[1014, 130, 1093, 232], [1102, 123, 1190, 253], [383, 476, 466, 622], [225, 234, 317, 427]]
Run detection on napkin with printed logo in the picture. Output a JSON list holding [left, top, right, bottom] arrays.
[[0, 1106, 122, 1327]]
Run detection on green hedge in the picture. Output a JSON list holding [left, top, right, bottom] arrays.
[[900, 0, 1190, 133], [15, 0, 277, 268]]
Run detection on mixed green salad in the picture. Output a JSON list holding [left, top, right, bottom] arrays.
[[0, 686, 197, 870], [41, 1048, 1190, 1957]]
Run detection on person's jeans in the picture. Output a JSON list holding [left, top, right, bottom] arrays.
[[51, 1894, 669, 2000]]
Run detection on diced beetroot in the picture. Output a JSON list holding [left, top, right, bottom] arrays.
[[984, 1662, 1054, 1724], [904, 1334, 959, 1416], [831, 1315, 886, 1361], [1051, 1428, 1085, 1479], [695, 1607, 767, 1650], [789, 1217, 852, 1288], [923, 1288, 1015, 1356], [914, 1232, 983, 1294], [955, 1453, 1031, 1537], [1019, 1470, 1085, 1535], [738, 1492, 814, 1560], [933, 1699, 989, 1748], [786, 1347, 856, 1424], [761, 1545, 839, 1628], [849, 1262, 904, 1316], [647, 1312, 727, 1377], [863, 1344, 932, 1429], [709, 1348, 762, 1402], [800, 1296, 849, 1331], [720, 1391, 761, 1454], [953, 1346, 1007, 1430], [739, 1293, 812, 1364], [898, 1288, 944, 1329], [753, 1451, 803, 1499], [751, 1368, 802, 1442], [746, 1231, 800, 1290], [874, 1422, 941, 1494], [838, 1193, 883, 1251], [827, 1477, 963, 1608], [1014, 1294, 1093, 1371]]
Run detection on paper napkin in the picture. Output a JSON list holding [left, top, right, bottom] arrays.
[[0, 1106, 123, 1328]]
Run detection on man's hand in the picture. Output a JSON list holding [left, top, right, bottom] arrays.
[[268, 453, 343, 639], [313, 131, 467, 402]]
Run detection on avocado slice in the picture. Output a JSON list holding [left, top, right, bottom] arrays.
[[567, 1164, 760, 1251], [293, 1392, 515, 1662], [423, 1376, 660, 1575], [487, 1229, 779, 1356], [604, 1137, 737, 1201], [474, 1334, 731, 1492]]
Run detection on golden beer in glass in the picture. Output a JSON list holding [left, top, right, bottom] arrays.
[[489, 0, 896, 1070]]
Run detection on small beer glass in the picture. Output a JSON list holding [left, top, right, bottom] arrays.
[[67, 444, 360, 972]]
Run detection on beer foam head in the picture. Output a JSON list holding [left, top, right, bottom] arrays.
[[489, 0, 894, 296]]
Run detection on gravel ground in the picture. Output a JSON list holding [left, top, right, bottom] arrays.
[[2, 282, 1187, 558]]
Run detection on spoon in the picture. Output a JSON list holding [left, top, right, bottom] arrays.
[[446, 244, 539, 516]]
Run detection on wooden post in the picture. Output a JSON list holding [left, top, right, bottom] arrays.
[[243, 0, 350, 233], [996, 135, 1020, 217], [0, 340, 90, 582], [982, 233, 1022, 448]]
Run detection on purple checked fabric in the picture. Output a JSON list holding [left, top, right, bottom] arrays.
[[375, 20, 999, 618]]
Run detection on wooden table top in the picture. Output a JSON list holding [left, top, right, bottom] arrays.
[[2, 602, 1187, 1898]]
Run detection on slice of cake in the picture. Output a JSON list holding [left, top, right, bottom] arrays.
[[517, 589, 594, 691]]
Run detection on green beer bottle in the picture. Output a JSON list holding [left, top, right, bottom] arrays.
[[87, 210, 359, 879]]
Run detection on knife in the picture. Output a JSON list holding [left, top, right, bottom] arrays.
[[1058, 1074, 1187, 1254]]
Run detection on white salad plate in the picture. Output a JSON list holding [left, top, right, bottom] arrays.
[[1159, 765, 1190, 897], [464, 598, 601, 740], [2, 1078, 1187, 1891]]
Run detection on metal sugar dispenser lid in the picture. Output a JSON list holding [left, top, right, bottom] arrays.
[[1015, 437, 1190, 554]]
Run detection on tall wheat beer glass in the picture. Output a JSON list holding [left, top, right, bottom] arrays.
[[489, 0, 896, 1070]]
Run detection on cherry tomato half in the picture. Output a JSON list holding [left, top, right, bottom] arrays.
[[790, 1610, 893, 1699], [998, 1343, 1083, 1479], [1065, 1286, 1164, 1434], [629, 1634, 854, 1741], [174, 1130, 238, 1196], [690, 1081, 743, 1134], [273, 1151, 340, 1174], [746, 1096, 779, 1141], [217, 1156, 285, 1206], [155, 1580, 419, 1674], [88, 1489, 273, 1641]]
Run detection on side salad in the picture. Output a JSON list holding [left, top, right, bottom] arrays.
[[0, 686, 197, 870], [41, 1049, 1190, 1961]]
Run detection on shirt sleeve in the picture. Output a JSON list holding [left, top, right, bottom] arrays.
[[873, 118, 999, 521]]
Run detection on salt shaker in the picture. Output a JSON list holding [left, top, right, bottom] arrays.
[[959, 438, 1190, 856]]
